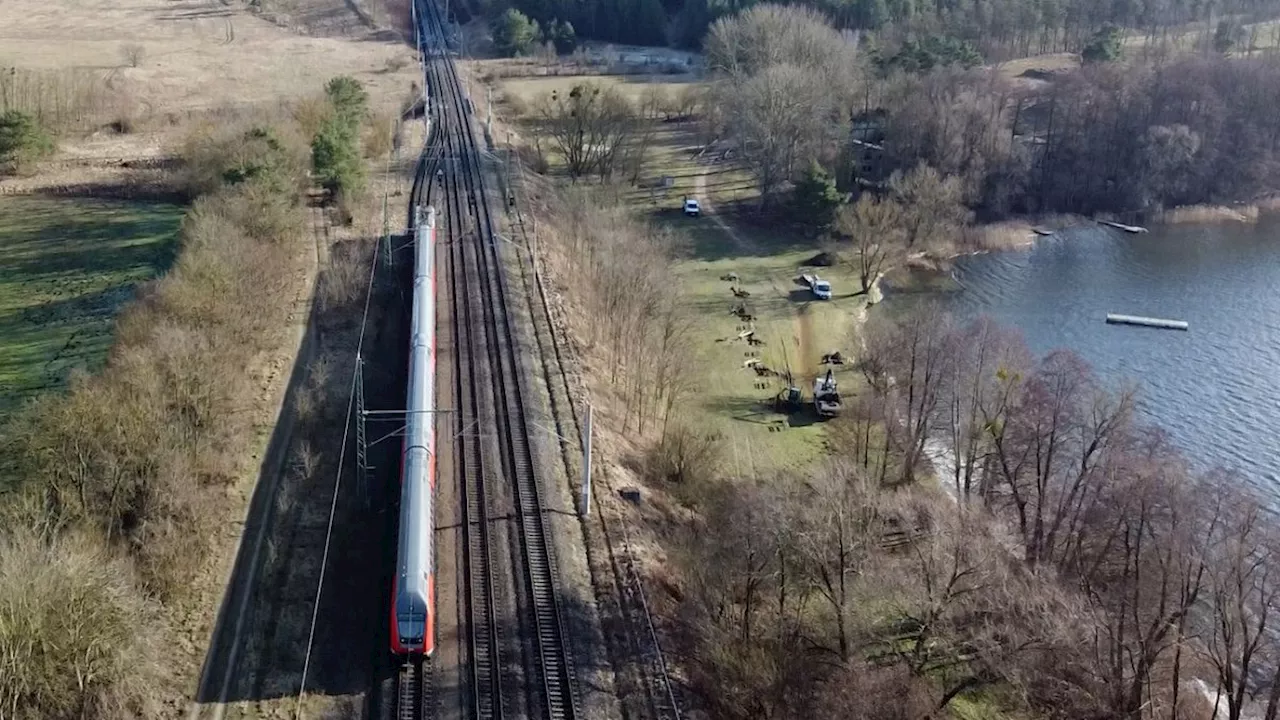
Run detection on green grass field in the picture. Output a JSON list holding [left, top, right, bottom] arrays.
[[595, 107, 873, 474], [495, 69, 868, 473], [496, 73, 699, 106], [666, 217, 871, 473], [0, 197, 183, 411]]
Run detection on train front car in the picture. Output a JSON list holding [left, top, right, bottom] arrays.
[[391, 206, 439, 656]]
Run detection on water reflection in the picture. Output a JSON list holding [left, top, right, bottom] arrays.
[[890, 218, 1280, 494]]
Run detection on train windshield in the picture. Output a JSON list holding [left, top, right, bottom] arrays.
[[398, 616, 425, 645]]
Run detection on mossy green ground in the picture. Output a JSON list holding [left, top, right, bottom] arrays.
[[0, 196, 183, 410], [614, 118, 871, 474], [668, 220, 870, 473]]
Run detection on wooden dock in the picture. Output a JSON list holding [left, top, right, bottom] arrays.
[[1105, 313, 1189, 331], [1099, 220, 1150, 234]]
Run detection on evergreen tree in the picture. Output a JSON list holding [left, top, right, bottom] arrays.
[[325, 76, 369, 127], [1081, 23, 1124, 63], [793, 162, 844, 229], [311, 117, 364, 195], [0, 110, 55, 174], [551, 19, 579, 53], [493, 8, 542, 56]]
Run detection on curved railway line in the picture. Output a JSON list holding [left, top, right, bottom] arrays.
[[396, 0, 582, 717]]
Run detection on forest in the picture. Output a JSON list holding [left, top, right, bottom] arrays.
[[687, 4, 1280, 220], [515, 4, 1280, 715], [494, 0, 1280, 55], [867, 57, 1280, 216]]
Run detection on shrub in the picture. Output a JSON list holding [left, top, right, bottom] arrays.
[[290, 93, 335, 140], [318, 240, 371, 313], [492, 8, 540, 57], [325, 75, 369, 128], [644, 423, 723, 488], [502, 91, 530, 118], [364, 110, 395, 158], [201, 177, 306, 243], [0, 110, 55, 174], [0, 532, 166, 720], [312, 115, 365, 195], [182, 122, 308, 200]]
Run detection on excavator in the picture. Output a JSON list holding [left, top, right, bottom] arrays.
[[813, 368, 842, 418]]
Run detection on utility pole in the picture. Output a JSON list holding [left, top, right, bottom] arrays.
[[486, 86, 492, 138], [355, 354, 370, 508], [581, 402, 594, 517]]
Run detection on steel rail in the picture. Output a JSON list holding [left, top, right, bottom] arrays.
[[426, 52, 508, 720], [418, 2, 581, 718]]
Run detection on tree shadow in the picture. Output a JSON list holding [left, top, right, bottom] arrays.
[[195, 234, 410, 706]]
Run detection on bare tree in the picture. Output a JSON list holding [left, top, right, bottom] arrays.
[[717, 63, 842, 207], [537, 82, 636, 180], [889, 162, 971, 250], [938, 318, 1032, 503], [1200, 480, 1280, 720], [984, 349, 1136, 567], [796, 459, 885, 661], [861, 307, 953, 485], [869, 496, 1084, 716], [704, 3, 856, 79], [835, 194, 905, 293], [1074, 450, 1218, 720], [704, 4, 857, 209], [678, 482, 815, 720]]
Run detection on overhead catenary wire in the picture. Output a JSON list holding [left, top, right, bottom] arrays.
[[294, 193, 387, 720]]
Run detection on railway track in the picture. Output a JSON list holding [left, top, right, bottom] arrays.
[[393, 1, 581, 718], [438, 85, 506, 720]]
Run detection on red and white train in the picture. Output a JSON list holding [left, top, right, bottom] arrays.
[[391, 205, 438, 656]]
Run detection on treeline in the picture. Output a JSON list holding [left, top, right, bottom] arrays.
[[702, 6, 1280, 220], [0, 77, 377, 718], [503, 0, 666, 48], [495, 0, 1280, 57], [664, 307, 1280, 720], [874, 55, 1280, 215]]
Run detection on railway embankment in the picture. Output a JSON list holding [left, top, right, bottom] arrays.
[[188, 105, 428, 719], [0, 119, 319, 718]]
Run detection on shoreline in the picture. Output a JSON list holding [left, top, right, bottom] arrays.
[[875, 197, 1280, 298]]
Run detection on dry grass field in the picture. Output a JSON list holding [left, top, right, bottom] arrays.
[[0, 0, 423, 715], [0, 0, 419, 170]]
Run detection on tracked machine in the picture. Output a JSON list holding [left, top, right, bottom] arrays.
[[813, 368, 842, 418]]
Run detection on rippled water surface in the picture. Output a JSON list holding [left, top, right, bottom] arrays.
[[909, 219, 1280, 492]]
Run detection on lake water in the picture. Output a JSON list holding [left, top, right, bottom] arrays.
[[900, 218, 1280, 495]]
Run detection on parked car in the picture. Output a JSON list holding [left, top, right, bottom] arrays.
[[683, 197, 701, 217], [799, 273, 833, 300], [811, 279, 833, 300]]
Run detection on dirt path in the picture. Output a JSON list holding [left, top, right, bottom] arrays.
[[693, 169, 752, 251]]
